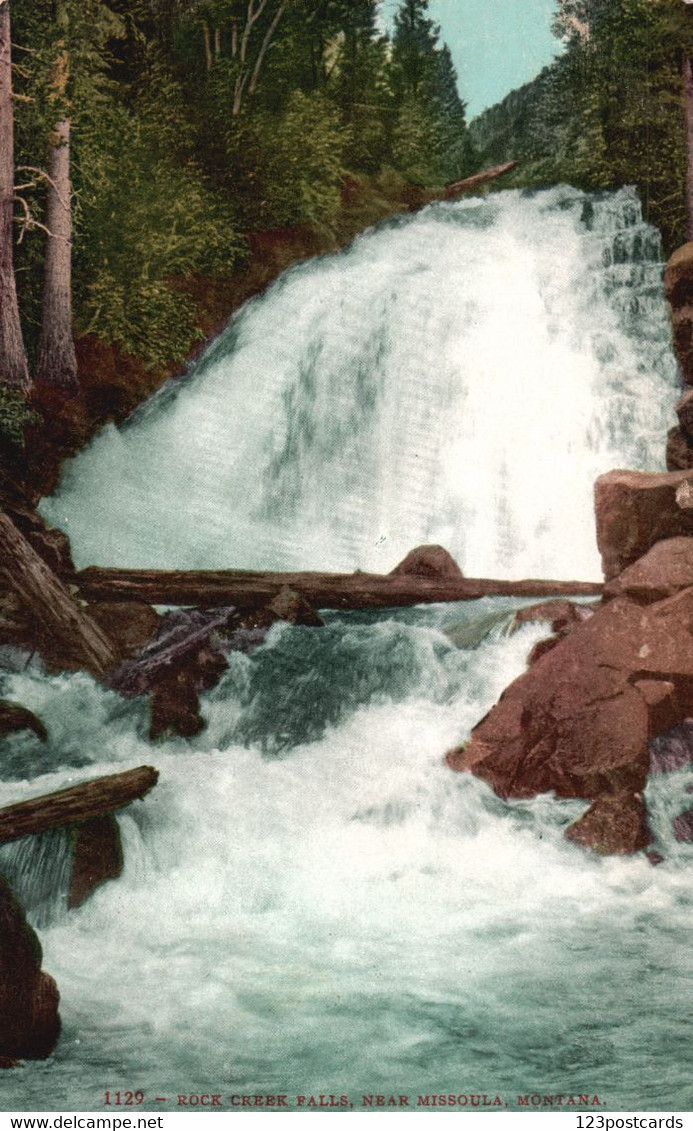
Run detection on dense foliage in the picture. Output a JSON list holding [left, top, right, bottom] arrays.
[[9, 0, 475, 378], [470, 0, 693, 253]]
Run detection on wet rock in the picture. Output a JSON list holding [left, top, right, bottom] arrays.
[[565, 792, 651, 855], [666, 426, 693, 472], [650, 719, 693, 773], [68, 814, 123, 909], [240, 587, 324, 630], [513, 599, 596, 633], [676, 389, 693, 437], [527, 636, 562, 666], [87, 601, 159, 660], [594, 469, 693, 580], [604, 537, 693, 604], [665, 243, 693, 385], [673, 808, 693, 842], [150, 669, 205, 740], [0, 873, 60, 1060], [446, 589, 693, 852], [515, 600, 596, 669], [390, 544, 463, 580], [0, 701, 47, 743]]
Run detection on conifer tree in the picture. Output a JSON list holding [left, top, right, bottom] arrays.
[[0, 0, 30, 391]]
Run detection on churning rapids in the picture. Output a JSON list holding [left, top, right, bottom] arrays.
[[2, 186, 692, 1113]]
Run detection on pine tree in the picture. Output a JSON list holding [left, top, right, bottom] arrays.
[[0, 0, 30, 391]]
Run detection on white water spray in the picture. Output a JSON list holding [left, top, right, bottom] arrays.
[[4, 187, 690, 1113], [42, 185, 676, 580]]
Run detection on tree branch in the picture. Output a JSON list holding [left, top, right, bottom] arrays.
[[13, 196, 55, 244], [248, 0, 287, 95]]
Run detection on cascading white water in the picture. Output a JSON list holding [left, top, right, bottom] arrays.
[[3, 187, 691, 1114], [42, 185, 676, 580]]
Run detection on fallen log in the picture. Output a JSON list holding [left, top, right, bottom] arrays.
[[0, 765, 158, 845], [77, 566, 603, 610], [108, 607, 236, 697], [0, 509, 119, 678], [444, 161, 518, 199]]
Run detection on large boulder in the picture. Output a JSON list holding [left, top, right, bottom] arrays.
[[676, 389, 693, 436], [665, 242, 693, 385], [666, 426, 693, 472], [446, 588, 693, 852], [604, 537, 693, 603], [0, 874, 60, 1061], [594, 469, 693, 580], [565, 792, 651, 855], [390, 544, 463, 580]]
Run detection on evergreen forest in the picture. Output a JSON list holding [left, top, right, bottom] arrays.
[[2, 0, 693, 467]]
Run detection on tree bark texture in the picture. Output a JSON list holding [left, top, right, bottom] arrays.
[[685, 57, 693, 242], [35, 11, 78, 395], [444, 161, 518, 199], [0, 1, 29, 391], [0, 766, 158, 845], [0, 508, 119, 677], [77, 566, 603, 611]]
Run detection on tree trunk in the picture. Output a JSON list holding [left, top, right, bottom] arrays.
[[443, 161, 518, 199], [77, 565, 604, 611], [35, 11, 78, 395], [0, 766, 158, 844], [0, 1, 29, 392], [684, 57, 693, 242], [202, 21, 213, 71], [0, 508, 119, 677]]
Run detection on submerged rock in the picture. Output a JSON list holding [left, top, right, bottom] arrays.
[[594, 469, 693, 580], [0, 873, 60, 1060]]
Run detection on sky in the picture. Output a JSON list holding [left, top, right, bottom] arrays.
[[381, 0, 562, 120]]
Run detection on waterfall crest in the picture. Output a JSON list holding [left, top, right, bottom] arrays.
[[42, 185, 676, 581]]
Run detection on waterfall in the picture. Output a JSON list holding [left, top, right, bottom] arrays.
[[42, 185, 676, 581], [5, 187, 691, 1114]]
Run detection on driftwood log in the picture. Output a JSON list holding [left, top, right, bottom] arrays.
[[0, 765, 158, 845], [0, 509, 119, 677], [108, 607, 236, 698], [77, 567, 604, 611], [444, 161, 518, 199]]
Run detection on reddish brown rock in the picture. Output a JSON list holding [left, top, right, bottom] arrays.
[[150, 670, 205, 740], [390, 544, 463, 580], [676, 389, 693, 437], [446, 589, 693, 851], [240, 587, 324, 630], [665, 243, 693, 385], [513, 599, 595, 633], [87, 601, 159, 660], [565, 792, 651, 855], [68, 814, 123, 909], [673, 808, 693, 842], [527, 636, 562, 666], [594, 469, 693, 580], [604, 537, 693, 604], [0, 874, 60, 1060], [0, 701, 47, 742], [666, 426, 693, 472]]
